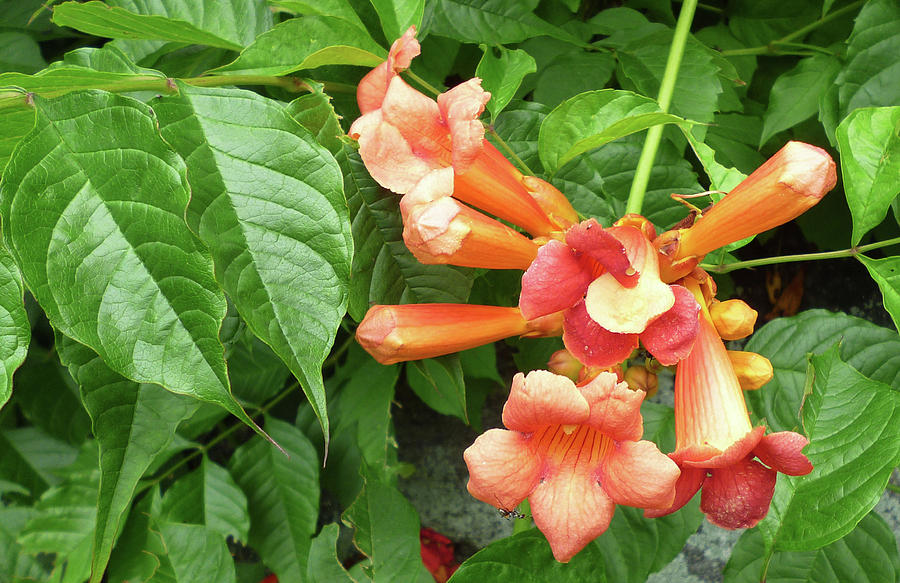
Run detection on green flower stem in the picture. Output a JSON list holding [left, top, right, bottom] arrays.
[[0, 74, 351, 112], [720, 0, 864, 57], [700, 236, 900, 274], [404, 69, 442, 96], [625, 0, 698, 215]]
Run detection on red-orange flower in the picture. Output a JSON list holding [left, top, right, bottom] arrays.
[[464, 370, 680, 562], [519, 218, 700, 368], [420, 527, 459, 583], [349, 27, 575, 240], [646, 278, 812, 528], [356, 304, 562, 365]]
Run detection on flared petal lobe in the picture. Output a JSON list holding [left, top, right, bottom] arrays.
[[754, 432, 813, 475], [502, 371, 590, 433], [700, 458, 776, 529], [579, 372, 644, 442], [357, 26, 420, 114], [641, 284, 700, 366], [464, 428, 542, 511], [519, 240, 593, 320], [563, 300, 639, 369]]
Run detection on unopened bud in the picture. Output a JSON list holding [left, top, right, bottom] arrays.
[[728, 351, 773, 390], [624, 365, 658, 398], [710, 299, 758, 340], [547, 349, 583, 381]]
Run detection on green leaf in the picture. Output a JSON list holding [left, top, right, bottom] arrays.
[[268, 0, 366, 30], [835, 106, 900, 245], [640, 401, 676, 453], [428, 0, 587, 46], [491, 101, 548, 173], [745, 310, 900, 432], [0, 243, 29, 411], [684, 130, 747, 192], [836, 0, 900, 118], [724, 512, 900, 583], [406, 356, 467, 422], [0, 91, 262, 435], [0, 32, 47, 74], [12, 348, 88, 444], [229, 417, 320, 581], [0, 427, 78, 498], [538, 89, 688, 174], [106, 488, 175, 582], [210, 16, 385, 76], [760, 55, 842, 147], [18, 466, 99, 583], [307, 523, 355, 583], [858, 255, 900, 332], [153, 83, 352, 444], [161, 456, 250, 543], [475, 46, 536, 121], [52, 1, 243, 50], [531, 51, 616, 110], [107, 0, 273, 48], [227, 335, 290, 407], [370, 0, 424, 42], [617, 30, 723, 136], [0, 507, 47, 581], [159, 523, 237, 583], [343, 479, 433, 583], [341, 147, 473, 321], [704, 113, 765, 175], [56, 333, 198, 583], [757, 345, 900, 551], [0, 107, 34, 174], [286, 82, 345, 155], [728, 0, 820, 46]]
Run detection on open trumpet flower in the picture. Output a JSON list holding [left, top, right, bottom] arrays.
[[464, 370, 680, 562], [519, 218, 700, 369], [646, 278, 812, 528], [349, 27, 576, 239]]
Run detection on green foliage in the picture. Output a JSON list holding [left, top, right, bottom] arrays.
[[0, 0, 898, 579]]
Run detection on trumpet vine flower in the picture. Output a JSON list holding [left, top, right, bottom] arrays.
[[464, 370, 680, 562], [646, 278, 812, 528], [519, 218, 700, 369]]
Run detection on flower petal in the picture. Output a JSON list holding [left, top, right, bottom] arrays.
[[357, 26, 420, 114], [583, 270, 675, 334], [640, 284, 700, 365], [519, 240, 592, 320], [579, 372, 644, 442], [644, 466, 706, 518], [672, 426, 765, 469], [700, 458, 776, 529], [380, 77, 451, 167], [529, 464, 616, 563], [754, 431, 813, 476], [563, 300, 638, 368], [599, 440, 680, 510], [565, 220, 637, 287], [437, 79, 490, 173], [502, 371, 590, 433], [464, 428, 541, 511]]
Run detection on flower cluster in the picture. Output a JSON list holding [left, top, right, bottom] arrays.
[[350, 28, 836, 563]]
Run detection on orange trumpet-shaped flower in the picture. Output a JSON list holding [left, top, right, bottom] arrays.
[[349, 27, 575, 238], [646, 280, 812, 529], [655, 141, 837, 281], [519, 218, 700, 368], [464, 370, 679, 562], [356, 304, 562, 365]]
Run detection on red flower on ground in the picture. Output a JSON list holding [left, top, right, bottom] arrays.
[[519, 217, 700, 369], [420, 527, 459, 583], [645, 276, 812, 528], [464, 370, 680, 562]]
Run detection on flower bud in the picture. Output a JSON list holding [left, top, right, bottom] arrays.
[[547, 349, 583, 381], [709, 299, 758, 340], [624, 365, 658, 398], [727, 351, 773, 391]]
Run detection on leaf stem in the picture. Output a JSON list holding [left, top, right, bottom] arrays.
[[404, 69, 442, 96], [720, 0, 864, 57], [700, 236, 900, 274], [486, 125, 535, 175], [626, 0, 698, 215]]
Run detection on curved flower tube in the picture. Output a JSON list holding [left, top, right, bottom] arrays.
[[655, 141, 837, 282], [356, 304, 562, 365], [349, 27, 576, 239], [519, 218, 700, 368], [464, 370, 680, 562], [646, 277, 812, 528]]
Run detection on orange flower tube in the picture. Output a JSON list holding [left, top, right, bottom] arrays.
[[356, 304, 561, 365]]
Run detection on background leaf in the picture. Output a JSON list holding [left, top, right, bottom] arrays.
[[757, 346, 900, 551], [835, 106, 900, 245], [0, 91, 260, 434], [428, 0, 586, 45], [858, 255, 900, 332], [154, 82, 352, 441], [0, 244, 29, 410], [307, 523, 355, 582], [475, 45, 536, 121], [159, 523, 237, 583], [370, 0, 424, 43], [406, 356, 467, 422], [229, 417, 320, 581]]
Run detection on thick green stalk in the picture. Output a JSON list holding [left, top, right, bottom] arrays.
[[625, 0, 698, 215], [701, 236, 900, 274]]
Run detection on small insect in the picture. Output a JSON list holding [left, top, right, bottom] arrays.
[[494, 495, 529, 520]]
